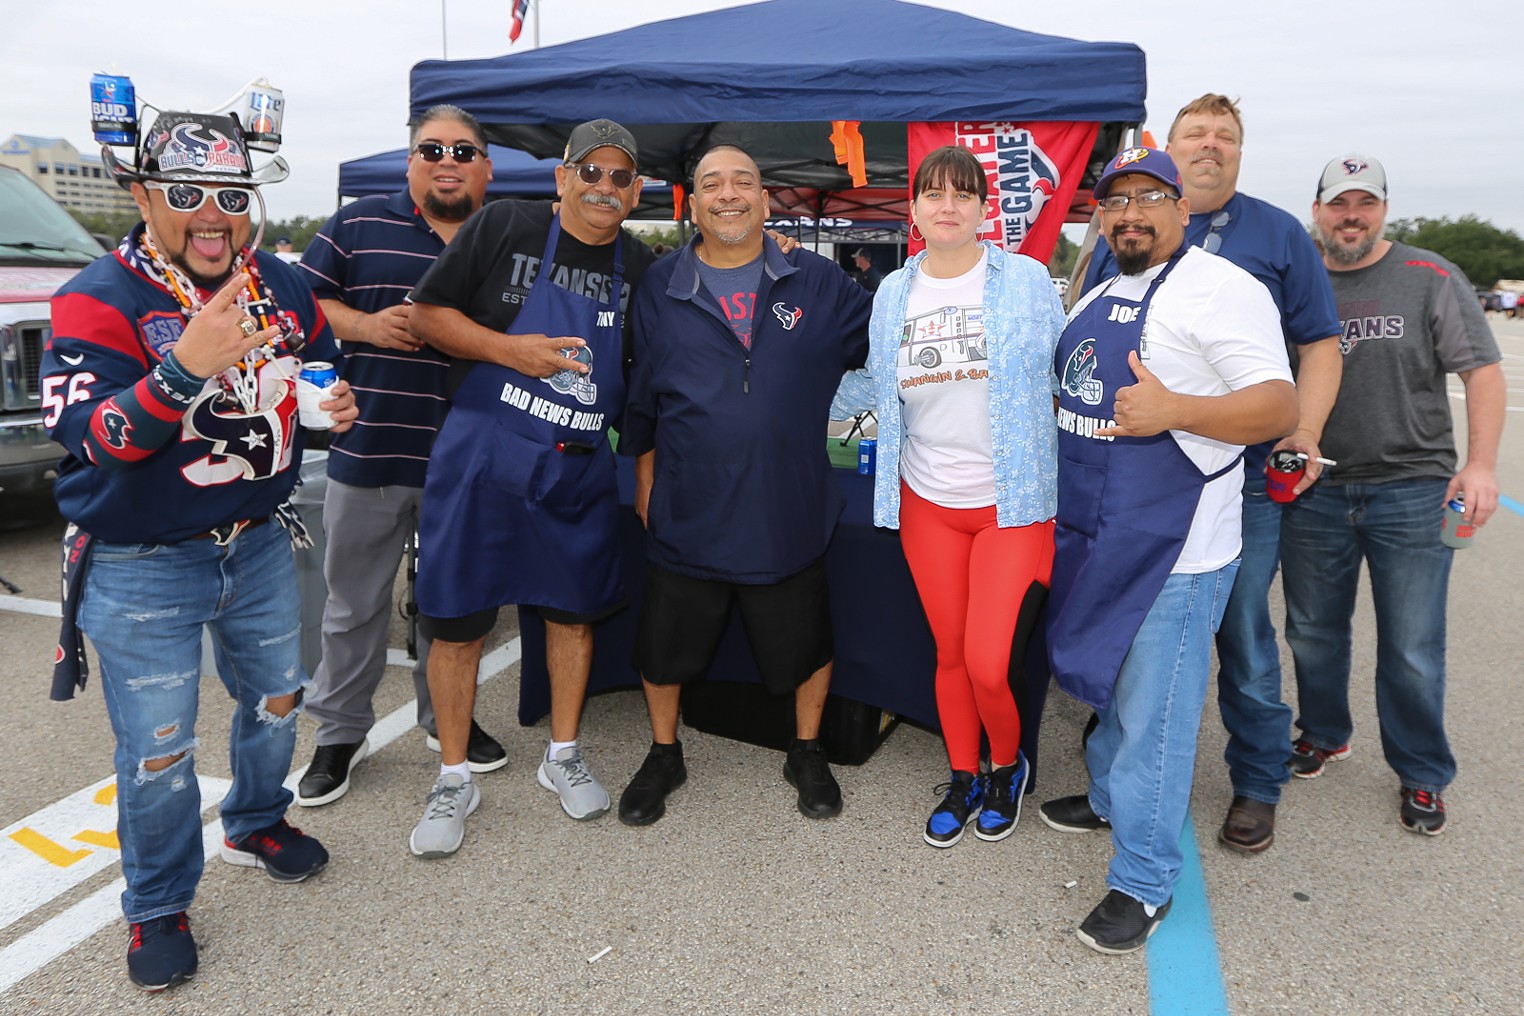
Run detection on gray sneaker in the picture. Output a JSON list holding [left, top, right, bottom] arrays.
[[408, 774, 480, 859], [537, 745, 611, 820]]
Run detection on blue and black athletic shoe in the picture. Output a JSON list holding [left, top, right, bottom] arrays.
[[976, 752, 1029, 842], [924, 770, 984, 848]]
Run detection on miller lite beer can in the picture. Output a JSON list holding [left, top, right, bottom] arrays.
[[1440, 496, 1473, 549], [857, 437, 876, 476], [89, 73, 137, 147], [242, 82, 285, 151]]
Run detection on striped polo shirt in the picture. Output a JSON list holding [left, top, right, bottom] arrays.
[[300, 189, 451, 488]]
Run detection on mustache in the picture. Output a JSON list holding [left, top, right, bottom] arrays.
[[581, 192, 624, 212], [1109, 224, 1157, 243]]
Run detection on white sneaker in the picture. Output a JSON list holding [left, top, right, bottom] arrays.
[[537, 745, 611, 820], [408, 774, 480, 858]]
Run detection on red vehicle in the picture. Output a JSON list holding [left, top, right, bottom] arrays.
[[0, 166, 105, 495]]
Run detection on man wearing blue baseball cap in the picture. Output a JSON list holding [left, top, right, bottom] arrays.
[[1039, 147, 1297, 953]]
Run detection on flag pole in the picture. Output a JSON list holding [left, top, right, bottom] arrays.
[[441, 0, 448, 59]]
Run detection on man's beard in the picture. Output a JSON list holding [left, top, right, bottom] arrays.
[[1319, 224, 1379, 266], [422, 191, 478, 222], [1111, 225, 1157, 276]]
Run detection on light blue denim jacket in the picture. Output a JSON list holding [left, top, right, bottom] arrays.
[[831, 240, 1065, 530]]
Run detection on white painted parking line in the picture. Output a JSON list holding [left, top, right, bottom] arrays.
[[0, 595, 61, 619], [0, 637, 521, 996]]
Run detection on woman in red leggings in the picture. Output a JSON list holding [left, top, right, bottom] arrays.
[[832, 145, 1066, 846]]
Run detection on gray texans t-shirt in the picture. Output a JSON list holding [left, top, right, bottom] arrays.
[[696, 253, 764, 348]]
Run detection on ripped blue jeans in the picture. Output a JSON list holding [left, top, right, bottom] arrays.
[[81, 519, 303, 923]]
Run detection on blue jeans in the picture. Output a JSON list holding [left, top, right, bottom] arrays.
[[1215, 472, 1293, 803], [1280, 477, 1455, 793], [1087, 563, 1238, 907], [80, 520, 304, 923]]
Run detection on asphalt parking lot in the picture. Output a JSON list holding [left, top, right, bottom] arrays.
[[1, 316, 1521, 1015]]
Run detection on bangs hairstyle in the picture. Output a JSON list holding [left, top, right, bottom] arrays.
[[1167, 94, 1244, 144], [912, 145, 987, 202]]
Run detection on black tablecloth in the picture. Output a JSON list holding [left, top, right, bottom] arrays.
[[517, 457, 1051, 779]]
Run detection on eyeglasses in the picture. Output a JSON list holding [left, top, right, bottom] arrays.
[[145, 181, 253, 215], [568, 162, 637, 189], [1202, 210, 1232, 253], [1097, 189, 1178, 212], [414, 142, 482, 163]]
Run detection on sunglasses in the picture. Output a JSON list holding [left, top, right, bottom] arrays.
[[145, 181, 253, 215], [414, 142, 482, 163], [568, 162, 637, 189], [1203, 210, 1232, 254]]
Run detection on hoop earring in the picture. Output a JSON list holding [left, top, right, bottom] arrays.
[[909, 223, 923, 242]]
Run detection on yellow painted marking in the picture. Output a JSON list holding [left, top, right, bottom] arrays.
[[72, 830, 119, 850], [7, 829, 91, 868], [93, 784, 117, 806]]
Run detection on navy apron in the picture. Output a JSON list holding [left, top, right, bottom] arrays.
[[1046, 252, 1240, 710], [417, 214, 626, 618]]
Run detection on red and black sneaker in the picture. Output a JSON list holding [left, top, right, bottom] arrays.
[[1289, 737, 1352, 779], [1399, 787, 1447, 836], [127, 912, 197, 992], [220, 818, 329, 883]]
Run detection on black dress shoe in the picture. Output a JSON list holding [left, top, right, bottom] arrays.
[[425, 720, 508, 773], [783, 739, 842, 819], [1218, 796, 1276, 854], [296, 739, 368, 807], [618, 742, 687, 826], [1038, 794, 1111, 833]]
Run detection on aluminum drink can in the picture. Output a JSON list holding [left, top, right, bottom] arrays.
[[298, 362, 338, 391], [857, 437, 876, 476], [242, 83, 285, 151], [89, 73, 137, 146], [1440, 496, 1473, 549]]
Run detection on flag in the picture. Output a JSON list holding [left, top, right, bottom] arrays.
[[907, 121, 1100, 264], [510, 0, 530, 43]]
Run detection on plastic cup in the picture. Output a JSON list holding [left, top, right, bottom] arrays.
[[295, 378, 337, 430], [1265, 450, 1305, 503]]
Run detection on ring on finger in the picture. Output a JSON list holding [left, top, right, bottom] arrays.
[[237, 317, 259, 338]]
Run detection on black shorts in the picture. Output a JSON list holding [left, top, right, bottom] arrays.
[[634, 559, 833, 695], [420, 601, 621, 643]]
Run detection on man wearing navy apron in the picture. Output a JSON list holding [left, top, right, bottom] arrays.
[[1038, 148, 1297, 954], [404, 120, 658, 858]]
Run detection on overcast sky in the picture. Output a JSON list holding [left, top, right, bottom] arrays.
[[4, 0, 1520, 234]]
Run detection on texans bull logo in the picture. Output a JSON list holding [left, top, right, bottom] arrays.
[[1060, 337, 1104, 407], [543, 345, 598, 406], [184, 381, 297, 480], [155, 122, 249, 176]]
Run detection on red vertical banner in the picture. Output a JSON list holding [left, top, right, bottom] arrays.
[[907, 121, 1100, 264]]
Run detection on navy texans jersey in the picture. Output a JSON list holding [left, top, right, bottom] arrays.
[[42, 228, 339, 544]]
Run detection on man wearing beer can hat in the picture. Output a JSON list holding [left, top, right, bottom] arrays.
[[1038, 146, 1296, 953], [42, 102, 356, 991], [1279, 154, 1504, 837]]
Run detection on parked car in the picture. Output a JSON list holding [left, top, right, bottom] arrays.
[[0, 166, 106, 495]]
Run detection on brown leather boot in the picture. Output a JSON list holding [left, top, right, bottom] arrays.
[[1218, 796, 1276, 853]]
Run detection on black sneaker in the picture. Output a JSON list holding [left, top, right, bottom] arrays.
[[924, 771, 983, 848], [1399, 787, 1447, 836], [1076, 890, 1172, 955], [426, 720, 508, 773], [1039, 794, 1111, 834], [783, 739, 843, 819], [976, 753, 1029, 842], [296, 738, 369, 807], [220, 818, 329, 883], [126, 912, 197, 992], [618, 742, 687, 826], [1289, 737, 1351, 779]]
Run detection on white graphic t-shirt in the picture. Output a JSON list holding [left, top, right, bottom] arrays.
[[896, 251, 995, 508]]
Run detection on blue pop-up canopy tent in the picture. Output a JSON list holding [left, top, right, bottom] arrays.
[[409, 0, 1147, 220]]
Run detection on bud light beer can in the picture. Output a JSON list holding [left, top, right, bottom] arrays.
[[1440, 496, 1473, 549], [857, 437, 876, 476], [242, 82, 285, 152], [89, 73, 137, 146], [299, 361, 338, 392]]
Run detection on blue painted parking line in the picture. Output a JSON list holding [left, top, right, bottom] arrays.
[[1500, 493, 1523, 517], [1147, 808, 1230, 1015]]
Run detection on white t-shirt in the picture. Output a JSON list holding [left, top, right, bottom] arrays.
[[1066, 246, 1292, 572], [896, 251, 994, 508]]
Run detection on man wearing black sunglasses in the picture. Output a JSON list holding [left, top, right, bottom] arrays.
[[40, 108, 355, 991], [1079, 95, 1342, 856], [295, 105, 504, 810], [404, 119, 660, 857]]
